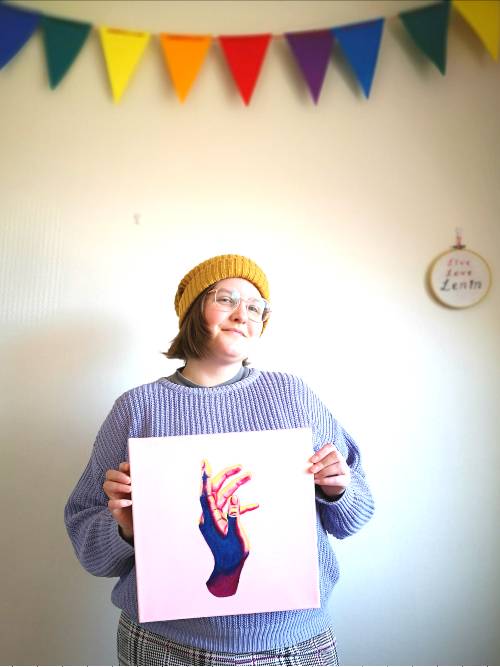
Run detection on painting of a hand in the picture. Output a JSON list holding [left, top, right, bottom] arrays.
[[199, 459, 259, 597]]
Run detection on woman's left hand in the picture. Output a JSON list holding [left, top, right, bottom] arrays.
[[308, 443, 351, 499]]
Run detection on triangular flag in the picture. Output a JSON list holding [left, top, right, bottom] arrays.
[[99, 27, 150, 102], [219, 34, 271, 105], [333, 18, 384, 98], [453, 0, 500, 60], [0, 3, 40, 69], [285, 30, 333, 104], [41, 16, 91, 88], [160, 34, 211, 102], [399, 1, 451, 74]]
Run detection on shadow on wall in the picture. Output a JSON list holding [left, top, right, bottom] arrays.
[[1, 314, 133, 664]]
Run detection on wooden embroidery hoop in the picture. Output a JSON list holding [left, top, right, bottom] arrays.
[[429, 229, 491, 309]]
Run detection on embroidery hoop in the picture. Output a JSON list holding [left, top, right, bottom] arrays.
[[429, 230, 491, 309]]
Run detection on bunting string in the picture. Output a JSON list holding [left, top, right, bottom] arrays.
[[1, 0, 499, 104]]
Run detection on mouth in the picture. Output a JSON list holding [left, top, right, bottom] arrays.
[[223, 329, 246, 337]]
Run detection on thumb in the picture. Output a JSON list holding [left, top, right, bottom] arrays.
[[227, 495, 240, 533]]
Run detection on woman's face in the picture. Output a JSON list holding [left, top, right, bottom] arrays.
[[203, 278, 264, 364]]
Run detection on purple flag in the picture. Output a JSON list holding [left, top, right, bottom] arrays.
[[0, 3, 40, 69], [285, 30, 333, 104]]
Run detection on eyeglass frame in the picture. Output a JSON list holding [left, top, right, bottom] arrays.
[[205, 287, 271, 323]]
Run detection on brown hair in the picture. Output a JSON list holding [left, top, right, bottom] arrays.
[[164, 285, 250, 366]]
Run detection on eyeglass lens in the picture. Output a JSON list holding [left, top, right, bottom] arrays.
[[213, 289, 269, 322]]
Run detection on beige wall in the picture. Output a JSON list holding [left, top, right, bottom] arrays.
[[1, 1, 499, 664]]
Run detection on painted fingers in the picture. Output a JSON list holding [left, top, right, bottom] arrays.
[[200, 459, 259, 533]]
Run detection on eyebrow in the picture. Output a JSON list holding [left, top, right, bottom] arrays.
[[216, 287, 263, 300]]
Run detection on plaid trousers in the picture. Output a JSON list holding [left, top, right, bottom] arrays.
[[117, 612, 339, 666]]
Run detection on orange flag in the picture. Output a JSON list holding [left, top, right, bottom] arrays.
[[160, 34, 212, 102]]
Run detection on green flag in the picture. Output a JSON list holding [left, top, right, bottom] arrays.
[[41, 15, 91, 88], [400, 1, 451, 74]]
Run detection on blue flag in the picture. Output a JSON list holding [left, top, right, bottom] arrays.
[[0, 3, 40, 69], [333, 18, 384, 98]]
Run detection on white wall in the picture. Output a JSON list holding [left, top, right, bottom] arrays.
[[1, 1, 499, 664]]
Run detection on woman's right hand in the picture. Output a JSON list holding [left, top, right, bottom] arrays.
[[103, 462, 134, 542]]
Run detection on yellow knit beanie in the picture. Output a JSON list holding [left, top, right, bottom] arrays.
[[175, 254, 270, 327]]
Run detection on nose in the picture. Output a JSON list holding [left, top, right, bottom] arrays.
[[230, 300, 248, 322]]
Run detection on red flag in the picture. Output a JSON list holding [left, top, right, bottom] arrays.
[[219, 34, 271, 105]]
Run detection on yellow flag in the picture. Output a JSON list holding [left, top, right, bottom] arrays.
[[99, 27, 150, 102], [160, 34, 212, 102], [453, 0, 500, 60]]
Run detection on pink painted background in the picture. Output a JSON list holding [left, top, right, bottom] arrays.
[[128, 427, 320, 622]]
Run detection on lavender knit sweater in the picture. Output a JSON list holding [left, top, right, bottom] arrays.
[[64, 369, 374, 652]]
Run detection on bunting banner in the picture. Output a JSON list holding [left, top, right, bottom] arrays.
[[0, 3, 39, 69], [0, 1, 499, 105], [453, 0, 500, 61], [333, 18, 384, 98], [399, 0, 451, 74], [41, 16, 91, 88], [99, 27, 150, 102], [219, 34, 271, 105], [160, 34, 211, 102], [285, 30, 333, 104]]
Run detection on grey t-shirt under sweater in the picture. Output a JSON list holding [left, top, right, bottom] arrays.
[[167, 365, 250, 388]]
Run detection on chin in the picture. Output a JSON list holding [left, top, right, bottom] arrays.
[[225, 350, 247, 362], [206, 344, 241, 361], [208, 337, 250, 363]]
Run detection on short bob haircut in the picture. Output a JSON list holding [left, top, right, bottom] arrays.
[[164, 285, 250, 366]]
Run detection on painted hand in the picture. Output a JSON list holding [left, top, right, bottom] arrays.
[[199, 459, 259, 597]]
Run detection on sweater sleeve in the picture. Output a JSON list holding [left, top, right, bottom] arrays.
[[64, 395, 135, 577], [301, 380, 375, 539]]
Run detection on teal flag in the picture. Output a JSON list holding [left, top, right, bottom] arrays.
[[41, 15, 91, 88], [333, 18, 384, 98], [399, 1, 451, 75]]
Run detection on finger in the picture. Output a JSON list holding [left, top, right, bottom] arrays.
[[315, 473, 350, 488], [227, 496, 250, 551], [228, 495, 240, 518], [201, 459, 213, 497], [105, 469, 131, 485], [108, 498, 133, 510], [314, 460, 350, 482], [226, 496, 241, 536], [119, 462, 130, 474], [311, 460, 344, 478], [211, 464, 243, 493], [309, 450, 345, 474], [217, 473, 252, 509], [103, 481, 132, 498], [309, 443, 337, 465], [240, 503, 259, 515]]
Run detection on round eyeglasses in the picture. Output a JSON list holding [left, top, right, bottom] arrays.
[[206, 288, 271, 323]]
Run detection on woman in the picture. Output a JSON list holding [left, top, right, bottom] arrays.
[[65, 254, 374, 666]]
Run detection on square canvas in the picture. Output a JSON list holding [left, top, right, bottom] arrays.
[[128, 427, 320, 622]]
